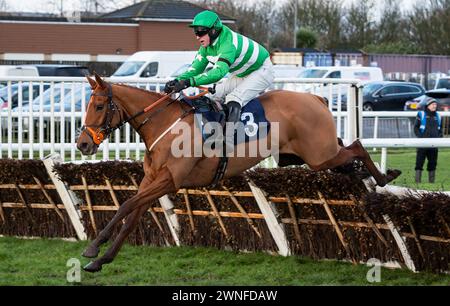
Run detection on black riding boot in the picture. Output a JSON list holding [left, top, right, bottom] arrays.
[[415, 170, 422, 183], [428, 171, 436, 183], [224, 101, 242, 154]]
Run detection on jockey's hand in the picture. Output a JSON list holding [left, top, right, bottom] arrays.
[[163, 79, 177, 94], [172, 79, 191, 93]]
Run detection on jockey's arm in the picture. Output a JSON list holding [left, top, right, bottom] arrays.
[[177, 44, 236, 87], [187, 44, 236, 86], [176, 50, 209, 81], [189, 61, 230, 86]]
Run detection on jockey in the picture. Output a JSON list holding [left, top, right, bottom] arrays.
[[164, 10, 275, 129]]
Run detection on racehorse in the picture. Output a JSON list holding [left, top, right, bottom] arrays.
[[76, 73, 400, 272]]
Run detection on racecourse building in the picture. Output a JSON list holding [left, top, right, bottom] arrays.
[[0, 0, 235, 65]]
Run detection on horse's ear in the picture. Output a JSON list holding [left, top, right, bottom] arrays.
[[86, 76, 97, 89], [94, 72, 106, 89]]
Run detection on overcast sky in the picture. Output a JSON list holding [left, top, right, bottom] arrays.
[[3, 0, 420, 15]]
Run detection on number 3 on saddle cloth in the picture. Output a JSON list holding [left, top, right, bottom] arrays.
[[181, 96, 271, 146]]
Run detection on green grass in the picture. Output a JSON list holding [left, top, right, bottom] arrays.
[[0, 237, 449, 286], [369, 148, 450, 191]]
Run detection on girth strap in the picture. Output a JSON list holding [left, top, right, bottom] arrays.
[[211, 155, 228, 188]]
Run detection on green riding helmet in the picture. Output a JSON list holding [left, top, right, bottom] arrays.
[[189, 10, 223, 42], [189, 10, 223, 30]]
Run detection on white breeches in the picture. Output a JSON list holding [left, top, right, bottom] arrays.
[[210, 58, 274, 107]]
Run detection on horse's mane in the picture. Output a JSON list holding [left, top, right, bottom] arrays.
[[114, 83, 165, 99]]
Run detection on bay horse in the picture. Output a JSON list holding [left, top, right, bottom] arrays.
[[76, 73, 400, 272]]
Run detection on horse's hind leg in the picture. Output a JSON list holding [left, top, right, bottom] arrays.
[[83, 203, 150, 272], [311, 139, 401, 187]]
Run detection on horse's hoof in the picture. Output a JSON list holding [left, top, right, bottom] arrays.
[[82, 246, 100, 258], [386, 169, 402, 183], [83, 261, 102, 273]]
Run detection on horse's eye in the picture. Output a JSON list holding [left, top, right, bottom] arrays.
[[96, 104, 104, 111]]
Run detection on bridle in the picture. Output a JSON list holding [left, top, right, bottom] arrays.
[[81, 83, 122, 145], [81, 83, 211, 148]]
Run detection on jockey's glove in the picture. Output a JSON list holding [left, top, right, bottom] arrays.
[[164, 79, 191, 94], [163, 79, 177, 93], [173, 79, 191, 93]]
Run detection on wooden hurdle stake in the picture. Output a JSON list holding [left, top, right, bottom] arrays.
[[43, 154, 87, 240], [203, 188, 229, 239], [222, 186, 262, 239], [350, 195, 389, 248], [14, 183, 37, 226], [33, 176, 64, 222], [104, 178, 120, 208], [318, 192, 356, 264], [181, 189, 196, 233], [104, 177, 126, 225], [81, 176, 98, 236], [383, 214, 417, 272], [247, 179, 290, 256], [440, 216, 450, 238], [286, 194, 303, 250], [0, 198, 6, 224], [159, 195, 181, 246], [148, 206, 172, 247], [407, 216, 425, 261]]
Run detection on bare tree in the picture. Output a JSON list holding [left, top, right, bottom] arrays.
[[0, 0, 9, 12], [278, 0, 345, 50], [343, 0, 376, 49], [44, 0, 139, 16], [76, 0, 136, 14], [376, 0, 408, 44], [361, 0, 417, 54], [46, 0, 64, 16], [408, 0, 450, 54], [38, 0, 448, 54]]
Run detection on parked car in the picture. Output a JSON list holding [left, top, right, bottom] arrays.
[[404, 89, 450, 112], [298, 66, 383, 84], [361, 81, 425, 111], [16, 83, 91, 112], [0, 82, 51, 110], [331, 81, 425, 111], [434, 77, 450, 90], [0, 65, 89, 91], [299, 66, 384, 106], [14, 64, 89, 77]]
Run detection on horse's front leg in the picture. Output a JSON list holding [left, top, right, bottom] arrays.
[[81, 175, 153, 258], [83, 202, 151, 272], [82, 168, 175, 265]]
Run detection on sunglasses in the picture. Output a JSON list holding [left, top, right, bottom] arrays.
[[194, 27, 210, 37]]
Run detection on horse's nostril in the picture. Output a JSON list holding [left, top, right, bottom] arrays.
[[80, 142, 88, 150]]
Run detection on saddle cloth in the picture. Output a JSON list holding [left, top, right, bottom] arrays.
[[182, 96, 270, 145]]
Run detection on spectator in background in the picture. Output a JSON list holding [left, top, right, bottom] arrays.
[[414, 98, 443, 183]]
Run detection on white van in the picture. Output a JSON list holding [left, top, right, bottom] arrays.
[[0, 65, 89, 77], [110, 51, 197, 79], [273, 65, 304, 78], [298, 66, 383, 84], [0, 65, 39, 77]]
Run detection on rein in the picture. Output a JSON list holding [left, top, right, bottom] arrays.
[[81, 84, 210, 149]]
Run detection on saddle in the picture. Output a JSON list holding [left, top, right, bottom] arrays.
[[182, 95, 270, 187], [183, 96, 226, 136]]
